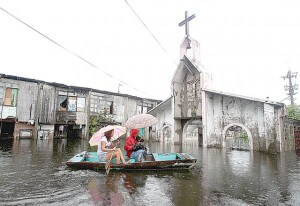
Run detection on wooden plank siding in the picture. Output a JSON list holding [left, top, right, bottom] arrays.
[[0, 74, 161, 139], [39, 84, 57, 124], [16, 81, 38, 122]]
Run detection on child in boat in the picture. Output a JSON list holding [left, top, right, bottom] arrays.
[[124, 129, 146, 162], [97, 130, 127, 164]]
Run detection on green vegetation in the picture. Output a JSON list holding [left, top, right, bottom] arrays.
[[239, 132, 248, 141], [89, 115, 100, 135], [287, 105, 300, 121], [88, 110, 114, 136]]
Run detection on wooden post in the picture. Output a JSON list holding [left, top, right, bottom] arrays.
[[34, 83, 43, 139]]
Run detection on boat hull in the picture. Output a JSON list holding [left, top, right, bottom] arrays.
[[66, 151, 197, 171]]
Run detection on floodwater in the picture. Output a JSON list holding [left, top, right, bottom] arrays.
[[1, 139, 300, 206]]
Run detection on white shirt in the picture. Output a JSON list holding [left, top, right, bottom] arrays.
[[97, 136, 112, 155]]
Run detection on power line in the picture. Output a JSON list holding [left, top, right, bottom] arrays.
[[124, 0, 177, 66], [280, 96, 290, 103], [0, 6, 149, 96]]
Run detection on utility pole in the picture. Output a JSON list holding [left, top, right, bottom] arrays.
[[117, 84, 122, 93], [282, 70, 298, 105]]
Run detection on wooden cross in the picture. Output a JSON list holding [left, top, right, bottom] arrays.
[[179, 11, 196, 36]]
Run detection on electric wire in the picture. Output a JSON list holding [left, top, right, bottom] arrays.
[[124, 0, 177, 66], [0, 6, 149, 96]]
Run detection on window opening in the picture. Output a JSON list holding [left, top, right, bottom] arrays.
[[68, 96, 77, 112], [58, 95, 67, 111], [4, 88, 18, 106], [109, 101, 114, 114], [77, 97, 86, 112]]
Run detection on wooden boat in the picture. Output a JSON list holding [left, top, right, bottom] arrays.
[[66, 151, 197, 171]]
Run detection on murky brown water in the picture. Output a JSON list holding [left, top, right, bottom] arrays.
[[1, 139, 300, 206]]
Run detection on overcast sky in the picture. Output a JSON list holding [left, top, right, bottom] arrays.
[[0, 0, 299, 104]]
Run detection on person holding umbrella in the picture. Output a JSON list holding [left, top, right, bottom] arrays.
[[124, 114, 158, 162], [95, 129, 127, 165]]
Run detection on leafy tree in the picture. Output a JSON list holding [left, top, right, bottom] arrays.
[[89, 115, 100, 135], [287, 105, 300, 121], [88, 110, 114, 136]]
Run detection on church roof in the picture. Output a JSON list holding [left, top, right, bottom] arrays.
[[202, 88, 284, 106], [147, 96, 172, 114], [172, 55, 200, 83]]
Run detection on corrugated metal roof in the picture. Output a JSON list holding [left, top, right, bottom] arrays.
[[0, 73, 161, 102]]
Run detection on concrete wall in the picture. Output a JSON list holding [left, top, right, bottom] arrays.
[[173, 73, 201, 119], [280, 117, 295, 152], [202, 91, 289, 153], [14, 122, 34, 139], [149, 97, 173, 142], [180, 37, 201, 66]]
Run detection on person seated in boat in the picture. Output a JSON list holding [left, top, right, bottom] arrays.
[[97, 130, 127, 164], [124, 129, 146, 162]]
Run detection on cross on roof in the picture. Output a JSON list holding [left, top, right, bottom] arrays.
[[179, 11, 196, 36]]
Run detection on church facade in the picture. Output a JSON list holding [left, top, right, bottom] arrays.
[[148, 34, 294, 153]]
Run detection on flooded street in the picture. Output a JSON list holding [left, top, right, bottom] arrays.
[[1, 139, 300, 206]]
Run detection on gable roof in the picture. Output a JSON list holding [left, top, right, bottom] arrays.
[[172, 55, 200, 83], [148, 96, 172, 114]]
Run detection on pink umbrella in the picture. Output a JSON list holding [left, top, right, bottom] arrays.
[[89, 125, 126, 146], [124, 114, 158, 129]]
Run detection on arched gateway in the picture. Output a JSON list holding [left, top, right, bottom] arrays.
[[182, 119, 202, 146], [222, 123, 253, 150]]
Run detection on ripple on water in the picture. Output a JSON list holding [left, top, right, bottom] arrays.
[[2, 139, 300, 205], [2, 180, 89, 206]]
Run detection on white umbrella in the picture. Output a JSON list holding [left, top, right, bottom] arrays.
[[124, 114, 158, 129], [89, 125, 126, 146]]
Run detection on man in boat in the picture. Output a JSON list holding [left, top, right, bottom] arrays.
[[124, 129, 146, 162]]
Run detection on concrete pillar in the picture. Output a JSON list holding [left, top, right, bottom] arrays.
[[174, 119, 182, 144]]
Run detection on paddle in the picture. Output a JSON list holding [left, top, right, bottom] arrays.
[[105, 149, 115, 176]]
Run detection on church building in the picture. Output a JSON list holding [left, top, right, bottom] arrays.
[[148, 12, 294, 153]]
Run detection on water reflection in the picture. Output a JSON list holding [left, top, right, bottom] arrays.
[[1, 139, 300, 205], [88, 174, 124, 206]]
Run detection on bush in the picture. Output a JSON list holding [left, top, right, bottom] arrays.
[[287, 105, 300, 121]]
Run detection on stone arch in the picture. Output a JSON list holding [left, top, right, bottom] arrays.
[[222, 123, 253, 150], [162, 124, 172, 142], [182, 119, 202, 146]]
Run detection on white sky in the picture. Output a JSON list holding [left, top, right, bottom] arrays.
[[0, 0, 299, 104]]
